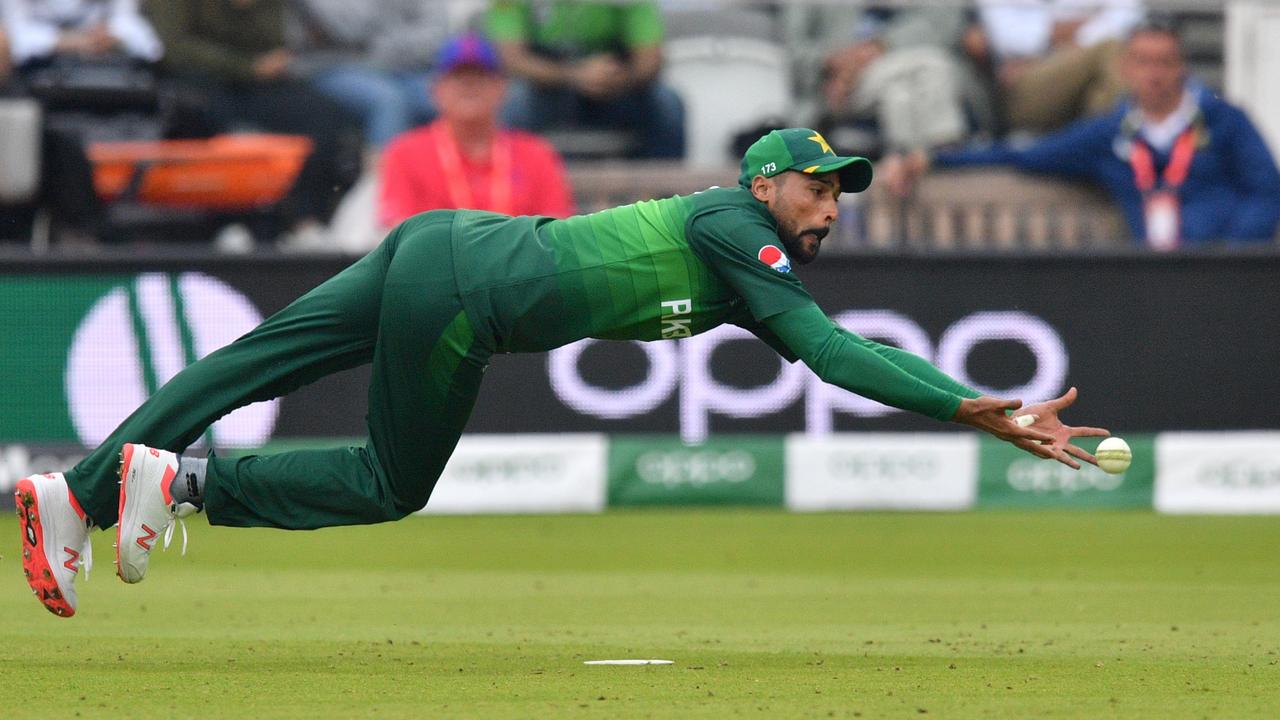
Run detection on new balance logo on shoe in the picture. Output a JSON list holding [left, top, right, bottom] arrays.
[[136, 524, 158, 551], [63, 547, 80, 574]]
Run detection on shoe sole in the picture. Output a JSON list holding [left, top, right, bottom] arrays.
[[14, 478, 75, 618], [116, 444, 136, 582]]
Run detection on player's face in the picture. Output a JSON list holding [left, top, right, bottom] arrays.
[[1123, 31, 1185, 114], [764, 171, 841, 265]]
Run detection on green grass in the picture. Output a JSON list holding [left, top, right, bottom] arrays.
[[2, 510, 1278, 719]]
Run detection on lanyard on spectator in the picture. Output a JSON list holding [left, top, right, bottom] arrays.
[[433, 122, 512, 215], [1129, 129, 1197, 251], [1129, 129, 1197, 193]]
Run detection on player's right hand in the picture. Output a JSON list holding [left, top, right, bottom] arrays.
[[952, 395, 1063, 464]]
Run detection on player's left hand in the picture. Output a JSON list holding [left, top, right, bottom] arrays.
[[1012, 387, 1110, 469]]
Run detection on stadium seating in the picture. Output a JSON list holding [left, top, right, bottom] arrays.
[[661, 9, 792, 168], [0, 99, 40, 205]]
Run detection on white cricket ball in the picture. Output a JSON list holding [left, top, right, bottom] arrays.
[[1095, 437, 1132, 475]]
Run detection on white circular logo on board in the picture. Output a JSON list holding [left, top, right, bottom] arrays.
[[66, 272, 278, 449]]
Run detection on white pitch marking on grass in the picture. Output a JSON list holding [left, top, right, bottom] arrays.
[[584, 660, 674, 665]]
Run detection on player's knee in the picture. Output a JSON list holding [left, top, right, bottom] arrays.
[[384, 485, 433, 521]]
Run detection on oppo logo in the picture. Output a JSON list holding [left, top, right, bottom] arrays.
[[450, 455, 566, 483], [550, 310, 1068, 443], [66, 273, 277, 449], [828, 452, 937, 483], [1196, 462, 1280, 490], [1007, 458, 1123, 494], [635, 449, 756, 488]]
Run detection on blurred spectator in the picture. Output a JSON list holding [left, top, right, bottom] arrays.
[[486, 0, 684, 159], [379, 34, 573, 229], [787, 4, 997, 156], [979, 0, 1144, 134], [0, 0, 164, 246], [881, 23, 1280, 248], [286, 0, 449, 149], [1, 0, 162, 67], [145, 0, 362, 246], [0, 24, 8, 80]]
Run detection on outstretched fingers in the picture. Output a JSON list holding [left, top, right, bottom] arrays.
[[1013, 438, 1056, 461], [1010, 423, 1056, 445], [1064, 443, 1098, 466], [1048, 386, 1078, 410], [1068, 425, 1111, 438], [1052, 448, 1083, 470]]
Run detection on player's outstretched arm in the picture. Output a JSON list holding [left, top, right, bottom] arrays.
[[764, 305, 967, 421], [839, 328, 981, 401], [766, 305, 1104, 468]]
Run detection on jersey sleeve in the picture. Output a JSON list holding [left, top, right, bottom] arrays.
[[727, 308, 801, 363], [687, 209, 816, 323], [765, 304, 967, 421]]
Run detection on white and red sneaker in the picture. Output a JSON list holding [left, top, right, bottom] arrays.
[[15, 473, 92, 618], [116, 444, 195, 584]]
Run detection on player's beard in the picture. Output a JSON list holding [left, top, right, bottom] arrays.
[[778, 222, 828, 266]]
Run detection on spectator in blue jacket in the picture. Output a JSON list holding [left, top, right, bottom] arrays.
[[881, 22, 1280, 248]]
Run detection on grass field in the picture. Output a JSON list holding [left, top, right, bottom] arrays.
[[2, 510, 1278, 718]]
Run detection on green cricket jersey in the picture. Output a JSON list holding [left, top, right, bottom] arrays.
[[449, 186, 811, 354], [486, 1, 665, 56]]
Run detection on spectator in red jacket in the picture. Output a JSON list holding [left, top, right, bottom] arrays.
[[378, 34, 574, 229]]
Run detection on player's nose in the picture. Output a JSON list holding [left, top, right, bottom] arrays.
[[823, 198, 839, 224]]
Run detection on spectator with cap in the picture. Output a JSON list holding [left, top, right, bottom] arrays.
[[486, 0, 684, 159], [379, 33, 573, 230], [880, 22, 1280, 248]]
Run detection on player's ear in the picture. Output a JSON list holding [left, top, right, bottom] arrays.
[[750, 175, 774, 203]]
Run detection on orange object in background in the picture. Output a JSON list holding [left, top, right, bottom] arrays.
[[88, 134, 313, 209]]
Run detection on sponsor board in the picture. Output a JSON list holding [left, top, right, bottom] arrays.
[[8, 256, 1280, 439], [785, 433, 978, 511], [1155, 432, 1280, 514], [420, 434, 607, 515], [2, 273, 275, 447], [550, 312, 1069, 443], [607, 435, 785, 506], [977, 435, 1154, 509]]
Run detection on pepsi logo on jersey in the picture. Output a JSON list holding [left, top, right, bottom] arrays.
[[757, 245, 791, 273]]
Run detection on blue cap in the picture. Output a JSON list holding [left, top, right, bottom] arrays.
[[436, 34, 501, 74]]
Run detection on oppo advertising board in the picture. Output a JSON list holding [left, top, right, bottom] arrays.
[[2, 254, 1278, 451]]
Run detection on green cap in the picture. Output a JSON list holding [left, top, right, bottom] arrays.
[[738, 128, 873, 193]]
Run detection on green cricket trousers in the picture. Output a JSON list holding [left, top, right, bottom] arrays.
[[65, 211, 491, 529]]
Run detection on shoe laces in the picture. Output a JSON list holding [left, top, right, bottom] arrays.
[[78, 518, 94, 580], [162, 502, 202, 556]]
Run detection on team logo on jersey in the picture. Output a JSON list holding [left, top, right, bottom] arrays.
[[757, 245, 791, 273]]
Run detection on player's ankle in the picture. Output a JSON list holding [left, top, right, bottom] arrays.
[[170, 456, 207, 507]]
